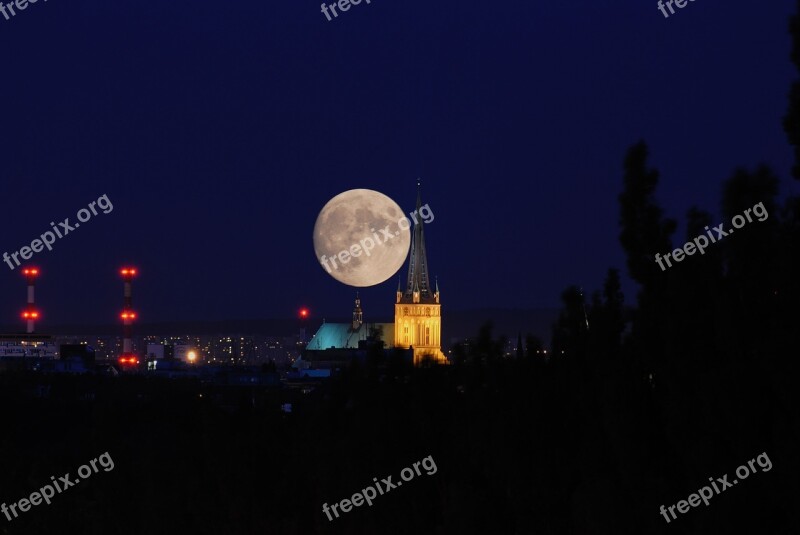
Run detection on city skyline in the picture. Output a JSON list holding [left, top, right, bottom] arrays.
[[1, 1, 797, 325]]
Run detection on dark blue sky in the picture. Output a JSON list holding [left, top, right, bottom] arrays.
[[0, 0, 797, 326]]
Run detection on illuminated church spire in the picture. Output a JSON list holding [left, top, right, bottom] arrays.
[[401, 180, 434, 304], [394, 181, 446, 365]]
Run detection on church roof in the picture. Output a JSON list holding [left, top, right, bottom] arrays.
[[306, 322, 394, 350]]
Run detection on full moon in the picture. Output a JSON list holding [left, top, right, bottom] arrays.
[[313, 189, 411, 287]]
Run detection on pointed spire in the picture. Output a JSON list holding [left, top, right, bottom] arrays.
[[403, 179, 432, 302], [352, 292, 363, 330], [396, 275, 403, 303]]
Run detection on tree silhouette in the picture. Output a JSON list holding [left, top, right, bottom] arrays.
[[617, 141, 677, 380], [784, 0, 800, 179], [551, 285, 588, 362]]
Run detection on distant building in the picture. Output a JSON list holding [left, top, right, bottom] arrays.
[[305, 304, 394, 351], [146, 342, 174, 360], [304, 294, 399, 369], [0, 334, 58, 359], [289, 356, 332, 378], [60, 344, 96, 366]]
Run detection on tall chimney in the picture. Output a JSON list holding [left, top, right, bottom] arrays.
[[119, 267, 138, 364], [21, 267, 40, 333]]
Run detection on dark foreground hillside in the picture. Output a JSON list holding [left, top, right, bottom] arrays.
[[0, 345, 795, 535]]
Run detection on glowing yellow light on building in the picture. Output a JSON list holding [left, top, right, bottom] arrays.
[[187, 350, 197, 363]]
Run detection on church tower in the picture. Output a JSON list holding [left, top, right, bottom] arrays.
[[394, 183, 447, 365], [352, 292, 363, 331]]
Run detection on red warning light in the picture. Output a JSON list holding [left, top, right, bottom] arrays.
[[299, 308, 309, 319]]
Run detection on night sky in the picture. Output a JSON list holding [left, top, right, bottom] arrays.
[[0, 0, 796, 326]]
